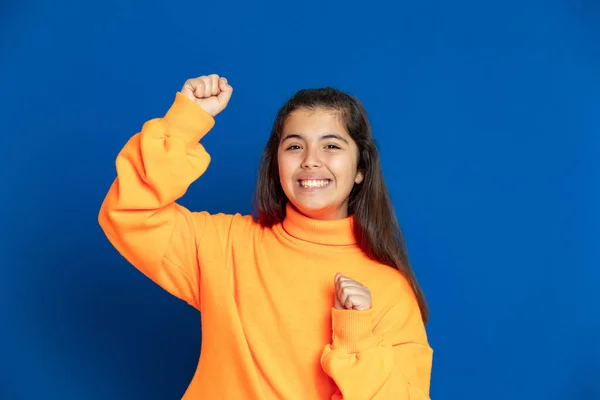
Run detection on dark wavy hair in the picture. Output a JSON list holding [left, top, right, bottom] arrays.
[[253, 87, 428, 324]]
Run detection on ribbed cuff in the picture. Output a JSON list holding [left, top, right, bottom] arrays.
[[331, 308, 380, 353], [162, 92, 216, 145]]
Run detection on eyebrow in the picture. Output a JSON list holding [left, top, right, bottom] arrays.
[[281, 133, 349, 144]]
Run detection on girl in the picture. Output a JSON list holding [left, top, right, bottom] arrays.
[[99, 74, 433, 399]]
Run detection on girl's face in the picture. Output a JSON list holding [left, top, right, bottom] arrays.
[[277, 108, 364, 220]]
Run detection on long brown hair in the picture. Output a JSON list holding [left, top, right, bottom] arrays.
[[253, 87, 429, 324]]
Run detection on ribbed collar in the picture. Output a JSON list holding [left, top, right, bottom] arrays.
[[281, 203, 357, 246]]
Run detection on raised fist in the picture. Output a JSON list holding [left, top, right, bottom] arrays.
[[334, 273, 372, 311], [181, 74, 233, 117]]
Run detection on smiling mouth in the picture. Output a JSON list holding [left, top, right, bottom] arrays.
[[298, 179, 331, 189]]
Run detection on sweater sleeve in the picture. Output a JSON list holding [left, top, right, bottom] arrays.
[[98, 92, 231, 310], [320, 288, 433, 399]]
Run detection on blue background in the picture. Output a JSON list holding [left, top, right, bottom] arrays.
[[1, 0, 598, 398]]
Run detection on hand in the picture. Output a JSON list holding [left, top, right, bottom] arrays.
[[334, 273, 372, 311], [181, 74, 233, 117]]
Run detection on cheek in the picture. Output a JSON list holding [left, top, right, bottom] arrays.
[[329, 156, 358, 183], [277, 153, 294, 182]]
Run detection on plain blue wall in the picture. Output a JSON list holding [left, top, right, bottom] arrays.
[[1, 0, 598, 398]]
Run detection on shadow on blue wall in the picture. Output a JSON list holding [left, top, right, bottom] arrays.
[[19, 214, 201, 398]]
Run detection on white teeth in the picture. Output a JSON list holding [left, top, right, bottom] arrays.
[[299, 179, 329, 188]]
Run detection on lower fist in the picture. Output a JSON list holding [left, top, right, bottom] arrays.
[[181, 74, 233, 117], [334, 273, 372, 311]]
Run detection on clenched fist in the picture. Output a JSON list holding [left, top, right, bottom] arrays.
[[181, 74, 233, 117], [334, 273, 372, 311]]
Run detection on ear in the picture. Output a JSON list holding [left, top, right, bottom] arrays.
[[355, 170, 364, 184]]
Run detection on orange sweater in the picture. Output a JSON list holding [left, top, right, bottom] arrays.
[[98, 93, 433, 399]]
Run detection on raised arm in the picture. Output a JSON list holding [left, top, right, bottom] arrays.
[[98, 75, 234, 309]]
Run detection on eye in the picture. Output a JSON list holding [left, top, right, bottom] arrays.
[[286, 144, 302, 150], [326, 144, 341, 150]]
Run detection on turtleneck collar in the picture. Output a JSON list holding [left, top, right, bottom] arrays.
[[281, 203, 357, 246]]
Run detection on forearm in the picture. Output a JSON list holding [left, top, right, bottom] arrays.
[[321, 308, 432, 400]]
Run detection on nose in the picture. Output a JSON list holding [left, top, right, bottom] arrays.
[[301, 146, 322, 169]]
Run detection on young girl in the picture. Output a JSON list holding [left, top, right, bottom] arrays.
[[99, 74, 433, 399]]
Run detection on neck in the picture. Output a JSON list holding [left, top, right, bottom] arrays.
[[281, 203, 356, 246], [293, 204, 349, 221]]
